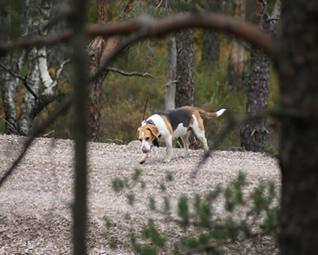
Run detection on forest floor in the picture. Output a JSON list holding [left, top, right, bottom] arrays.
[[0, 135, 280, 255]]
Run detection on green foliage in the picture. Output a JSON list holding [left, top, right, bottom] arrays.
[[178, 195, 190, 227], [111, 170, 279, 254], [143, 220, 166, 248], [165, 171, 174, 182], [224, 172, 246, 212], [112, 177, 125, 192], [149, 196, 156, 210]]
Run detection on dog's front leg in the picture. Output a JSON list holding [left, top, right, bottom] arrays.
[[164, 136, 173, 162]]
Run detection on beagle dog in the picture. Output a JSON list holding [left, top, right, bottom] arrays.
[[137, 106, 226, 164]]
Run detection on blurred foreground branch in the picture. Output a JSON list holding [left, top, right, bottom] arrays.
[[0, 13, 272, 58]]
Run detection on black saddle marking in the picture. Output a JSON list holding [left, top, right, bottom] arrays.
[[159, 107, 193, 131]]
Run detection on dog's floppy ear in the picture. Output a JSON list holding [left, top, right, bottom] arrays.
[[147, 125, 159, 139], [137, 127, 142, 139]]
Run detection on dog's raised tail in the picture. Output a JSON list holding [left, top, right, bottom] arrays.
[[199, 108, 226, 119]]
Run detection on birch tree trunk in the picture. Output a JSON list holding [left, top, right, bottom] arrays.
[[227, 0, 246, 90], [0, 0, 58, 135], [175, 29, 194, 107], [0, 54, 22, 134], [19, 0, 55, 134], [165, 36, 177, 111], [0, 2, 27, 134]]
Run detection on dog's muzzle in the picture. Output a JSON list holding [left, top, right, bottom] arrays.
[[142, 147, 150, 154]]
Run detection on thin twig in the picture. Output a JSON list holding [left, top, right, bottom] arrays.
[[89, 29, 148, 82], [107, 67, 154, 78], [191, 114, 237, 178], [142, 96, 150, 121], [0, 31, 147, 188], [0, 96, 72, 188], [191, 110, 281, 178], [0, 63, 38, 100]]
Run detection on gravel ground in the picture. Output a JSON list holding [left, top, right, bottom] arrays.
[[0, 135, 280, 254]]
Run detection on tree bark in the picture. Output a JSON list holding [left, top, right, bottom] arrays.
[[87, 0, 132, 141], [0, 2, 27, 134], [240, 0, 275, 152], [278, 1, 318, 255], [1, 0, 59, 135], [0, 53, 24, 134], [201, 0, 222, 65], [165, 36, 177, 111], [227, 0, 246, 90], [175, 29, 194, 107]]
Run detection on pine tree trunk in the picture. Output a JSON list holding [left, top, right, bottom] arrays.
[[175, 29, 194, 107], [278, 1, 318, 255], [240, 1, 272, 152], [227, 0, 246, 90], [88, 37, 107, 141], [87, 0, 132, 141], [201, 0, 222, 65]]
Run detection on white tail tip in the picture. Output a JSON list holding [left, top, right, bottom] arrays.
[[216, 108, 226, 117]]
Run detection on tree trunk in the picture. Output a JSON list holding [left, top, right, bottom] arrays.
[[0, 0, 57, 135], [240, 0, 274, 152], [0, 2, 27, 134], [201, 0, 222, 65], [88, 36, 107, 141], [227, 0, 246, 90], [87, 0, 115, 141], [278, 1, 318, 255], [165, 36, 177, 111], [19, 0, 55, 135], [175, 29, 194, 107], [87, 0, 132, 141], [0, 56, 19, 134], [69, 0, 89, 253]]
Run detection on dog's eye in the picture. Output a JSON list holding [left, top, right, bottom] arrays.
[[146, 137, 150, 141], [138, 138, 142, 142]]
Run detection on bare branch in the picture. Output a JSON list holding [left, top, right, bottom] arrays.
[[0, 63, 38, 100], [0, 13, 273, 57], [0, 96, 72, 188], [89, 29, 148, 82], [107, 67, 154, 78], [0, 31, 143, 189], [191, 110, 279, 178], [51, 58, 71, 87]]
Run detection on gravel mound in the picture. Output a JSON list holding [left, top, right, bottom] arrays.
[[0, 135, 280, 254]]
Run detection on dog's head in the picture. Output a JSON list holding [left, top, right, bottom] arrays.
[[137, 124, 160, 154]]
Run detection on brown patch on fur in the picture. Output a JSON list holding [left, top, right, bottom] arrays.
[[197, 108, 217, 119], [193, 110, 205, 130], [161, 116, 173, 134]]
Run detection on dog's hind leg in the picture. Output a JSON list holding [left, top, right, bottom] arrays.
[[191, 116, 209, 151], [181, 132, 190, 154]]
